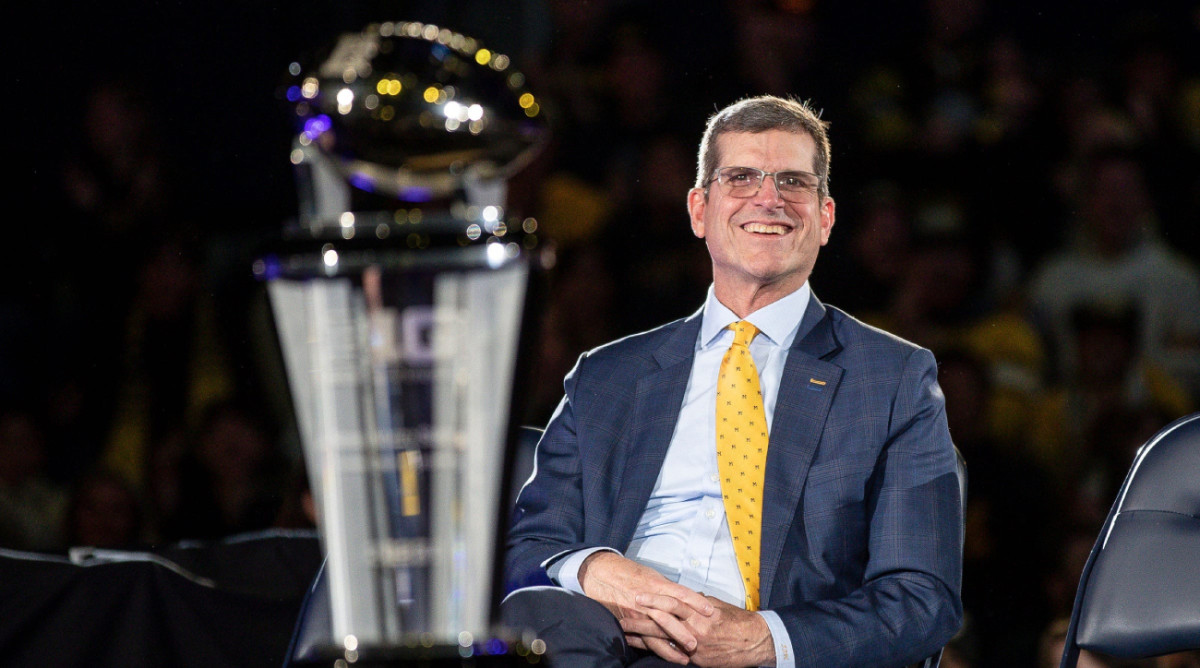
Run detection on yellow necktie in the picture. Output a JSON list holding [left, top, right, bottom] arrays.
[[716, 320, 768, 611]]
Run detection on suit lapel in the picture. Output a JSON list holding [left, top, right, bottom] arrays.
[[609, 315, 702, 548], [759, 296, 843, 606]]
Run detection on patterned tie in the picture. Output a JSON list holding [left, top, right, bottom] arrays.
[[716, 320, 768, 611]]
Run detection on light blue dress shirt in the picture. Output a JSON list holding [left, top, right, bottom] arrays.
[[549, 282, 812, 668]]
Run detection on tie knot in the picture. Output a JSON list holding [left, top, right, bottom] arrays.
[[730, 320, 759, 348]]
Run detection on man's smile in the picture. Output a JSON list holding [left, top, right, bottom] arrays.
[[740, 221, 794, 235]]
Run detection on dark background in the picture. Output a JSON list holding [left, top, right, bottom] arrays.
[[6, 2, 1200, 667]]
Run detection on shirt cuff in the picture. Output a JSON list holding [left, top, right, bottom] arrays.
[[544, 547, 619, 594], [757, 610, 794, 668]]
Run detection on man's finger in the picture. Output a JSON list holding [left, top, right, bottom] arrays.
[[616, 606, 648, 622], [655, 584, 715, 616], [643, 636, 691, 665], [624, 634, 691, 665], [619, 616, 669, 640], [640, 606, 699, 652], [632, 592, 690, 618]]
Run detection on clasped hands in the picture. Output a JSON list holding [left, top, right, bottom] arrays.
[[578, 551, 775, 667]]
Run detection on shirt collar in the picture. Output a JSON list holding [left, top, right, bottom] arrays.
[[699, 281, 812, 349]]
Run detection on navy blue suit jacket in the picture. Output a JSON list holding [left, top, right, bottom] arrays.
[[506, 294, 963, 667]]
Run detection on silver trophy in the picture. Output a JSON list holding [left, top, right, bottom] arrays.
[[258, 21, 549, 662]]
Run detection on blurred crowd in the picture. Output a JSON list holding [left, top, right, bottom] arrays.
[[5, 1, 1200, 666]]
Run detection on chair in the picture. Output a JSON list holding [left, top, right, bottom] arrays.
[[1059, 412, 1200, 667]]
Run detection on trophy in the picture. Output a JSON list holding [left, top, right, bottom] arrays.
[[257, 21, 550, 663]]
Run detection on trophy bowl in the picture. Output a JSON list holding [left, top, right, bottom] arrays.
[[285, 21, 549, 201]]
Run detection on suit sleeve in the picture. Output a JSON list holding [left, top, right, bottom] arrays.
[[505, 354, 597, 592], [772, 347, 963, 667]]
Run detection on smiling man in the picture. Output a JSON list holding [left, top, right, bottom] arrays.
[[503, 96, 963, 668]]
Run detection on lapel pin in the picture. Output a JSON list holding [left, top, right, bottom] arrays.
[[807, 378, 826, 391]]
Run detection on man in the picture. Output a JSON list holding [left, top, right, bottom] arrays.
[[1028, 148, 1200, 394], [504, 96, 963, 668]]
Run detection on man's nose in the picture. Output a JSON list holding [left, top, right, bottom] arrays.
[[753, 175, 784, 205]]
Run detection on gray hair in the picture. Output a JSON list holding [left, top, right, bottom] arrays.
[[695, 96, 831, 199]]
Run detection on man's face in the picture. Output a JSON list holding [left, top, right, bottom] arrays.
[[688, 130, 835, 297]]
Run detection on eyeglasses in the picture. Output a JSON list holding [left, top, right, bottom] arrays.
[[706, 166, 822, 202]]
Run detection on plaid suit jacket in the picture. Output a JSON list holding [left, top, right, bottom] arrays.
[[506, 293, 963, 667]]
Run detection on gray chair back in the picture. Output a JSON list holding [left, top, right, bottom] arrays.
[[1059, 412, 1200, 666]]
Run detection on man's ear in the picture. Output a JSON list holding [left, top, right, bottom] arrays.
[[819, 196, 836, 246], [688, 188, 707, 238]]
